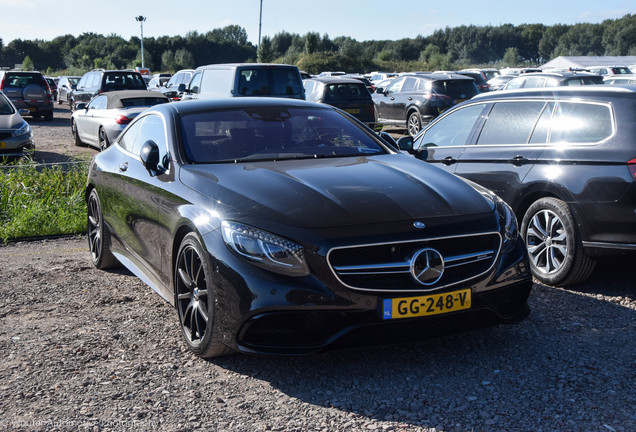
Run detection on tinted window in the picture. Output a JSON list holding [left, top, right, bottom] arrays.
[[5, 72, 45, 87], [476, 102, 547, 145], [323, 83, 370, 102], [120, 97, 168, 108], [415, 103, 488, 148], [180, 106, 386, 163], [549, 102, 613, 143], [431, 80, 478, 97]]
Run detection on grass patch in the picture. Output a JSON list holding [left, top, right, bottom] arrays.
[[0, 161, 89, 242]]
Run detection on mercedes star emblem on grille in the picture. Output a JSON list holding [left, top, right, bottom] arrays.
[[410, 248, 444, 285]]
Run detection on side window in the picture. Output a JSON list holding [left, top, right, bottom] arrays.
[[476, 102, 547, 145], [401, 77, 418, 92], [77, 75, 87, 89], [384, 77, 405, 95], [88, 95, 107, 109], [200, 69, 233, 96], [131, 115, 167, 159], [505, 78, 524, 90], [188, 72, 202, 94], [117, 117, 143, 153], [549, 102, 613, 143], [414, 103, 488, 148]]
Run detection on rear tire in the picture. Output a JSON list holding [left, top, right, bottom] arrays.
[[407, 112, 422, 136], [175, 233, 234, 358], [87, 189, 118, 269], [521, 197, 596, 286], [98, 127, 110, 151]]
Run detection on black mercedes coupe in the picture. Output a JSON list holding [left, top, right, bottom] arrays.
[[85, 98, 532, 358]]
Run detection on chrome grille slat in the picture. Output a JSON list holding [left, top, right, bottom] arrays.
[[327, 233, 501, 293]]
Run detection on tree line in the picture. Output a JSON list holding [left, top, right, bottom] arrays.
[[1, 14, 634, 76]]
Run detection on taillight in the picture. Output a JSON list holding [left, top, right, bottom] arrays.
[[115, 115, 132, 125], [43, 80, 52, 97], [628, 158, 636, 179], [0, 76, 4, 90]]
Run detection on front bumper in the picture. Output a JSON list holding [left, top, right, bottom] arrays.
[[203, 227, 532, 356]]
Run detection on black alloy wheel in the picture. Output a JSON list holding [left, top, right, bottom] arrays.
[[175, 233, 233, 358], [87, 189, 118, 269], [521, 197, 596, 286]]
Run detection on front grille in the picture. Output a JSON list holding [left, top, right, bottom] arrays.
[[327, 232, 501, 292]]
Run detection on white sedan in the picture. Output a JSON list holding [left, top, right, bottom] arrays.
[[71, 90, 168, 151]]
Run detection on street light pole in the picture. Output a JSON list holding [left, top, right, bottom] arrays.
[[135, 15, 146, 69], [258, 0, 263, 47]]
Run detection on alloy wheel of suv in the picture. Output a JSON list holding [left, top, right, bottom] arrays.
[[407, 112, 422, 136], [521, 198, 596, 286]]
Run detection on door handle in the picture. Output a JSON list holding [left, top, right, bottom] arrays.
[[442, 156, 456, 166], [119, 162, 128, 172], [511, 155, 527, 166]]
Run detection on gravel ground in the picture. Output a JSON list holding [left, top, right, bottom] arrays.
[[0, 106, 634, 432]]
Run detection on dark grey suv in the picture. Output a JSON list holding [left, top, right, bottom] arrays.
[[0, 71, 54, 120], [397, 86, 636, 286], [372, 73, 479, 136]]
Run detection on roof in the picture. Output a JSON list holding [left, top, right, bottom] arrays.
[[102, 90, 168, 108], [472, 84, 636, 102], [540, 56, 636, 70], [304, 77, 367, 85]]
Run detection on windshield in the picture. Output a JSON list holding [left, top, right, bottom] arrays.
[[180, 106, 388, 163]]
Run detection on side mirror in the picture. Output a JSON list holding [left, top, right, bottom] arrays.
[[378, 132, 398, 150], [177, 83, 187, 93], [140, 140, 165, 176], [375, 88, 385, 95], [75, 102, 87, 111], [18, 108, 30, 116], [396, 136, 414, 152]]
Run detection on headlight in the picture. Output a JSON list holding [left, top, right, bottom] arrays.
[[221, 221, 310, 277], [14, 121, 31, 137], [495, 196, 519, 253]]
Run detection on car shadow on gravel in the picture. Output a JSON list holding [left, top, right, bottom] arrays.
[[207, 257, 635, 431]]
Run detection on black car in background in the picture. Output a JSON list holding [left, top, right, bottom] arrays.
[[303, 76, 376, 128], [0, 70, 54, 120], [85, 98, 532, 358], [373, 73, 479, 136], [397, 86, 636, 286], [70, 69, 147, 110]]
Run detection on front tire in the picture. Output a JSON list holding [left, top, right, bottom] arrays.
[[521, 197, 595, 286], [175, 233, 234, 358], [87, 189, 118, 269], [71, 119, 82, 146], [407, 112, 422, 136]]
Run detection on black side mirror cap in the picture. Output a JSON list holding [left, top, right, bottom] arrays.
[[397, 136, 414, 152], [177, 83, 187, 93], [140, 140, 166, 176]]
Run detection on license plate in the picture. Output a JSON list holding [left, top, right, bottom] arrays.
[[382, 288, 471, 320], [0, 142, 5, 148], [454, 99, 467, 105], [344, 108, 360, 114]]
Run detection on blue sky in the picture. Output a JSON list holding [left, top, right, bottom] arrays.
[[1, 0, 634, 46]]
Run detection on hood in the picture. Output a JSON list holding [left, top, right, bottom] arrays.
[[0, 112, 25, 130], [179, 154, 495, 229]]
